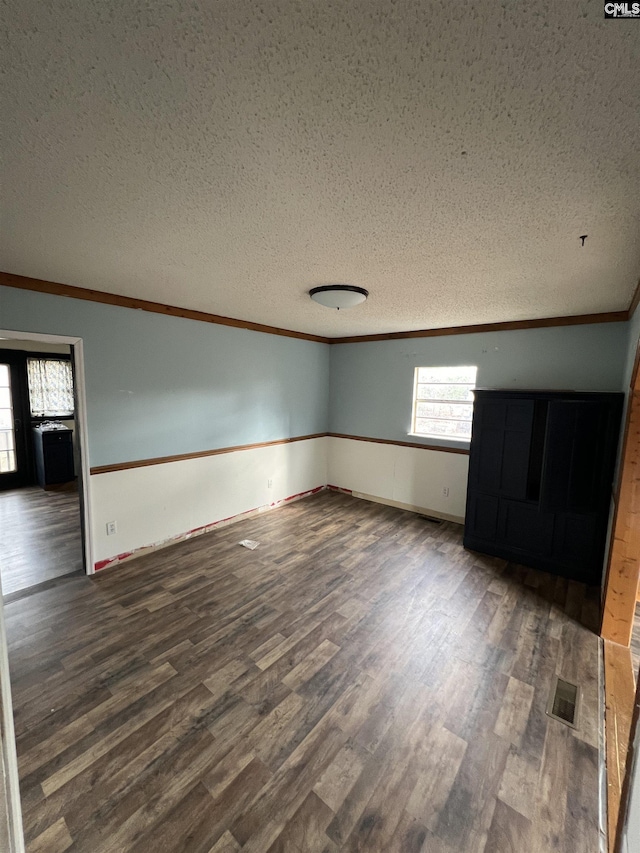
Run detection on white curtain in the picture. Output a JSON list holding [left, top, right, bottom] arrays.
[[27, 358, 74, 417]]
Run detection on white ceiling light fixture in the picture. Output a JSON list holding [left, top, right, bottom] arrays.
[[309, 285, 369, 310]]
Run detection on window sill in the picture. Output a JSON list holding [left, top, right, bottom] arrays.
[[407, 434, 471, 451], [408, 433, 470, 443]]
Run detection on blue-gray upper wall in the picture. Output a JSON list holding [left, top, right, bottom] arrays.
[[1, 284, 631, 465], [329, 323, 629, 449], [0, 286, 330, 467], [623, 305, 640, 391]]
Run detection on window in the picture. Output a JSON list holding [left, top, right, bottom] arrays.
[[411, 365, 477, 441], [27, 358, 75, 418]]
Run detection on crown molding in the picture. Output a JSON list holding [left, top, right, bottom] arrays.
[[627, 276, 640, 320], [329, 311, 628, 344], [0, 271, 331, 344]]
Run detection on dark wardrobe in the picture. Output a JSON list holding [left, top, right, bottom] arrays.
[[463, 390, 623, 585]]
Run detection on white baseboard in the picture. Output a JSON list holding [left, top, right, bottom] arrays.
[[346, 488, 464, 525]]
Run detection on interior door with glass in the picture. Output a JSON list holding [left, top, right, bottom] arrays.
[[0, 358, 30, 490]]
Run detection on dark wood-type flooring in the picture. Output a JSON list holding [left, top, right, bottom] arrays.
[[0, 485, 83, 596], [5, 491, 602, 852]]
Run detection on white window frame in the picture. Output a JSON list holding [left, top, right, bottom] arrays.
[[410, 365, 477, 442]]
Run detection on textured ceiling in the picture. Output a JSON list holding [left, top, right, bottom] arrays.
[[1, 1, 639, 337]]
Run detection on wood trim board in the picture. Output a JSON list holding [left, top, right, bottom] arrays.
[[327, 432, 470, 455], [603, 640, 636, 853], [328, 311, 629, 344], [601, 334, 640, 646], [89, 433, 328, 475], [89, 432, 470, 475], [0, 271, 630, 344]]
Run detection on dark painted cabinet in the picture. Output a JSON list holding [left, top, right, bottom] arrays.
[[463, 390, 623, 585], [33, 427, 74, 488]]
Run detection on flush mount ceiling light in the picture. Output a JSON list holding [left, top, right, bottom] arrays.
[[309, 284, 369, 310]]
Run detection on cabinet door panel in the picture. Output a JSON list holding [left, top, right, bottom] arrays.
[[466, 493, 499, 542], [498, 500, 554, 557], [45, 442, 73, 484], [505, 402, 534, 431], [540, 401, 604, 513], [552, 514, 602, 579], [481, 399, 507, 430], [501, 429, 532, 498], [469, 398, 534, 499], [34, 431, 74, 486], [473, 425, 504, 493]]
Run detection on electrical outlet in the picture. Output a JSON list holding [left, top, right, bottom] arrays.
[[106, 521, 117, 536], [442, 487, 450, 498], [267, 479, 273, 489]]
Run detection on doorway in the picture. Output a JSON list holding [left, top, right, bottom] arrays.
[[0, 331, 93, 597]]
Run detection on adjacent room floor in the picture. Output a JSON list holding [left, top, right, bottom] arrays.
[[0, 485, 83, 597], [5, 491, 602, 852]]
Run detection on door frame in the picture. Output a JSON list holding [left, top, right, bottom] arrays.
[[601, 336, 640, 645], [0, 570, 25, 852], [601, 334, 640, 851], [0, 329, 94, 577]]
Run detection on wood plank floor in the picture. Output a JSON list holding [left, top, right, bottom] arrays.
[[0, 485, 83, 596], [5, 491, 602, 852]]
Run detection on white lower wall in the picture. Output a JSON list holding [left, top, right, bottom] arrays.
[[89, 435, 468, 570], [327, 437, 468, 522], [90, 437, 328, 567]]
